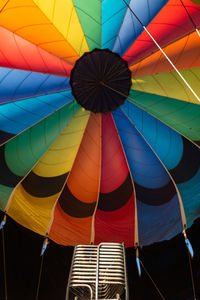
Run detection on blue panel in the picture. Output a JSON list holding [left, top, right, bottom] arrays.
[[120, 102, 200, 239], [121, 101, 183, 170], [0, 90, 74, 136], [113, 0, 168, 55], [179, 168, 200, 228], [112, 108, 170, 188], [137, 194, 182, 245], [0, 67, 70, 104], [112, 108, 182, 245], [102, 0, 130, 49]]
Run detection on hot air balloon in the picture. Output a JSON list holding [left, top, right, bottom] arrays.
[[0, 0, 200, 299]]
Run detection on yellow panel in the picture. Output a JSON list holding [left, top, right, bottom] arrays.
[[132, 68, 200, 104], [34, 109, 90, 177], [0, 0, 79, 64], [8, 185, 59, 235], [0, 0, 9, 11], [7, 110, 90, 235], [33, 0, 89, 55]]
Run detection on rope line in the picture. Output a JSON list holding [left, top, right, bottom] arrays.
[[122, 0, 200, 103], [2, 227, 8, 300], [101, 72, 200, 145], [139, 259, 166, 300], [35, 254, 44, 300], [0, 0, 10, 13], [187, 249, 197, 300], [102, 82, 199, 299], [179, 0, 200, 38]]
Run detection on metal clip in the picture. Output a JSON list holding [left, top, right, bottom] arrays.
[[41, 237, 49, 256], [0, 214, 7, 230], [136, 247, 141, 277], [183, 230, 194, 258]]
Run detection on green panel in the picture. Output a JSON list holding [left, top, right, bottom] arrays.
[[73, 0, 101, 50], [132, 68, 200, 105], [5, 101, 80, 176], [0, 101, 80, 211], [190, 0, 200, 6], [0, 185, 13, 210], [129, 90, 200, 143]]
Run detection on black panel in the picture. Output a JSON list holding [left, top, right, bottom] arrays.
[[59, 184, 96, 218], [135, 180, 176, 206], [0, 130, 15, 145], [70, 48, 132, 113], [170, 138, 200, 184], [0, 145, 22, 187], [21, 171, 69, 197], [98, 173, 133, 211]]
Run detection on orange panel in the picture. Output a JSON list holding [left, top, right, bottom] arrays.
[[130, 31, 200, 77], [49, 203, 93, 245], [49, 113, 101, 245], [0, 26, 72, 75], [67, 113, 101, 204], [0, 0, 79, 64]]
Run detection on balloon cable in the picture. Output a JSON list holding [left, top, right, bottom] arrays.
[[102, 81, 198, 299], [122, 0, 200, 103], [35, 254, 44, 300], [187, 249, 197, 300], [1, 227, 8, 300], [139, 259, 165, 300], [179, 0, 200, 38], [101, 82, 200, 145], [0, 0, 10, 13]]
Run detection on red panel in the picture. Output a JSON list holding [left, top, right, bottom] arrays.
[[94, 194, 135, 247], [100, 113, 128, 193], [123, 0, 200, 66], [130, 30, 200, 76], [0, 26, 72, 76], [94, 113, 136, 247]]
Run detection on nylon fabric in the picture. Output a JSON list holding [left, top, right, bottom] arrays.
[[102, 0, 130, 50], [121, 101, 184, 170], [0, 0, 199, 249], [7, 109, 89, 235], [0, 26, 72, 76], [128, 90, 200, 144], [100, 113, 128, 193], [190, 0, 200, 6], [73, 0, 101, 50], [132, 67, 200, 104], [121, 101, 200, 229], [113, 0, 168, 56], [49, 113, 101, 245], [112, 108, 182, 245], [130, 30, 200, 77], [0, 91, 74, 144], [124, 0, 200, 65], [95, 112, 135, 247], [0, 0, 79, 64], [33, 0, 89, 56], [0, 67, 70, 104], [0, 103, 79, 211]]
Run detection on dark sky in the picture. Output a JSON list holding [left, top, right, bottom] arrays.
[[0, 212, 200, 300]]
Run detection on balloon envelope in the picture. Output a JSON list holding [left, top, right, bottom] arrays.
[[0, 0, 200, 249]]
